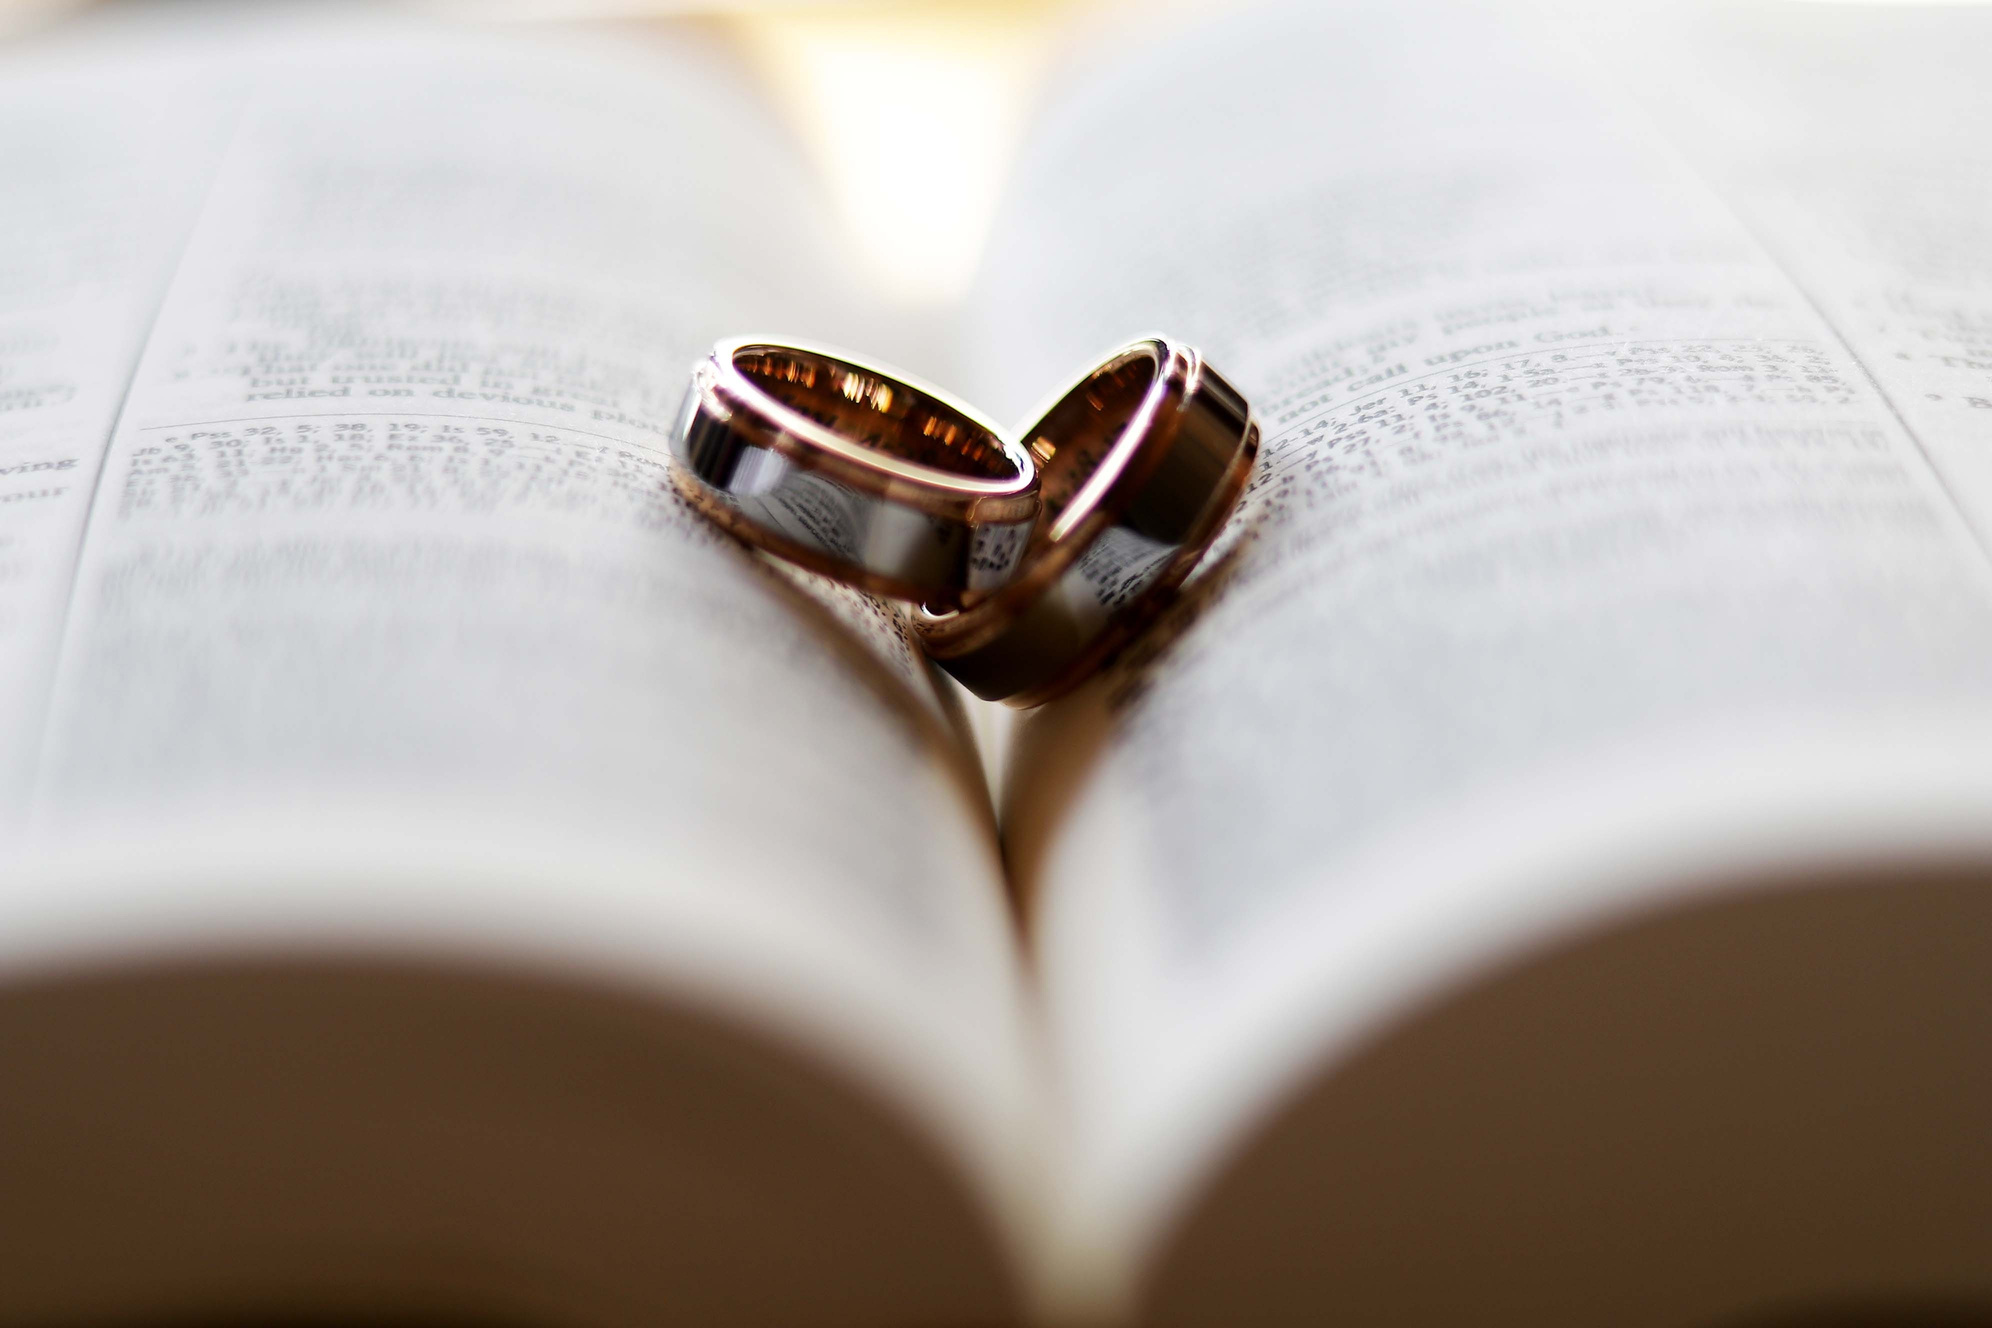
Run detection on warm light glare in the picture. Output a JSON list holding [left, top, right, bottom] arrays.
[[733, 2, 1072, 306]]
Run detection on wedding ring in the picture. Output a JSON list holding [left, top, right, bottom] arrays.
[[672, 338, 1038, 606], [915, 337, 1258, 705]]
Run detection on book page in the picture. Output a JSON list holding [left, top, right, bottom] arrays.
[[1584, 3, 1992, 539], [0, 43, 237, 814], [969, 0, 1992, 1305], [0, 11, 1042, 1284]]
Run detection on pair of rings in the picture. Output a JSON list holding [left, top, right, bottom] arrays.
[[671, 335, 1258, 706]]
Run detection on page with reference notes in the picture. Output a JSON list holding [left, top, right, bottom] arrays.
[[0, 11, 1042, 1326], [973, 1, 1992, 1318]]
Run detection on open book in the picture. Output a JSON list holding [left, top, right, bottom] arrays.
[[1, 2, 1987, 1324]]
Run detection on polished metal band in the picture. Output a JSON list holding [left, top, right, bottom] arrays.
[[671, 338, 1038, 606], [915, 337, 1258, 705]]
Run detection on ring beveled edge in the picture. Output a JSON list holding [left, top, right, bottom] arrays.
[[915, 337, 1259, 703], [1042, 339, 1183, 545], [708, 336, 1037, 523], [915, 337, 1180, 657], [995, 414, 1257, 707]]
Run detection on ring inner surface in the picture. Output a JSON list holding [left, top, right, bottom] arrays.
[[1027, 352, 1159, 530], [735, 347, 1012, 480]]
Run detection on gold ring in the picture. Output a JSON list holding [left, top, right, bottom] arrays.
[[672, 338, 1038, 606], [915, 336, 1258, 705]]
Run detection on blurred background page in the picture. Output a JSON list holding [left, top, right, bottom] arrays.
[[2, 0, 1974, 320], [0, 0, 1200, 321]]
